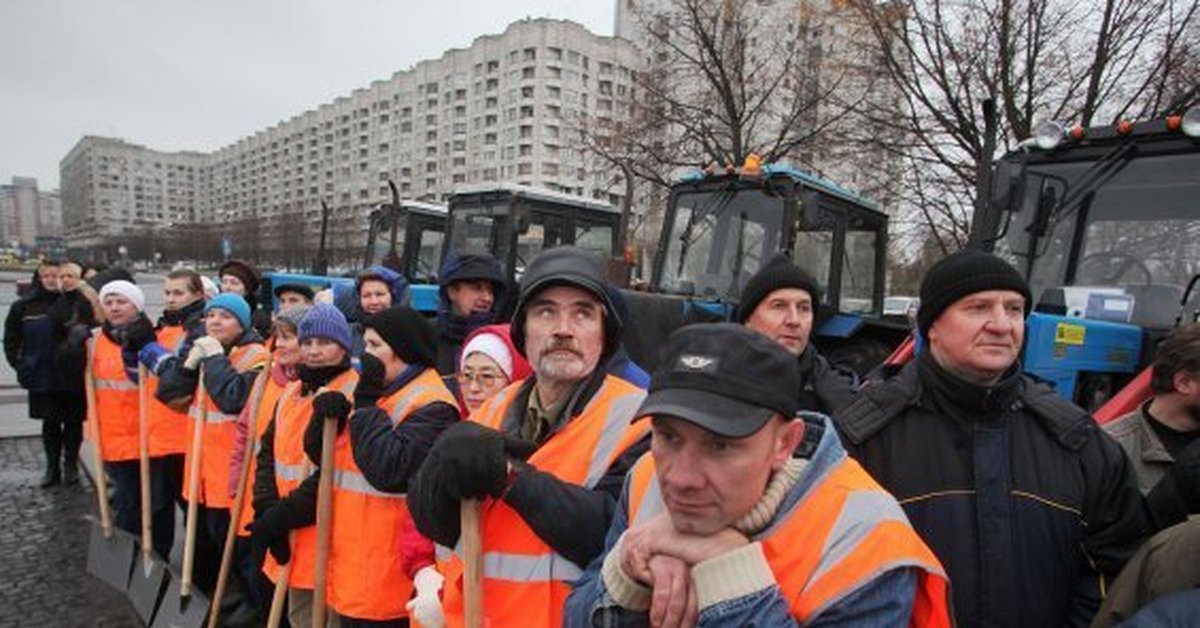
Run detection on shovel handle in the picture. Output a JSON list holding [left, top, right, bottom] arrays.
[[208, 361, 273, 628], [312, 414, 338, 628], [181, 371, 209, 598], [84, 338, 112, 537], [462, 498, 484, 628], [138, 364, 153, 565], [266, 560, 291, 628]]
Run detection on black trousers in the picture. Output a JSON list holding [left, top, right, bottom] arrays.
[[104, 455, 185, 560], [41, 417, 82, 470]]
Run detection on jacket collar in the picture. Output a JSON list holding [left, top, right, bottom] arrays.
[[917, 351, 1022, 424]]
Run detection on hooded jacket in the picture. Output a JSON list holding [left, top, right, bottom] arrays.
[[4, 269, 60, 393], [436, 254, 507, 375]]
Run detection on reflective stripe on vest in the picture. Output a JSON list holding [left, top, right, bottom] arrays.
[[94, 378, 137, 391], [482, 551, 583, 583], [274, 461, 311, 482], [332, 468, 405, 500]]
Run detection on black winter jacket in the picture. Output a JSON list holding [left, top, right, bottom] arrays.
[[155, 329, 265, 415], [836, 354, 1152, 628], [4, 271, 59, 392], [796, 345, 858, 415], [408, 369, 650, 569]]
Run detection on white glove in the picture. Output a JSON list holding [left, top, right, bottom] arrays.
[[184, 336, 224, 369], [406, 565, 445, 628]]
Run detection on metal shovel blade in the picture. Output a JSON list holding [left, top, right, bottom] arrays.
[[127, 554, 169, 625], [85, 515, 137, 593], [152, 571, 211, 628]]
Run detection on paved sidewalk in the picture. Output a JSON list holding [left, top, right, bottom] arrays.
[[0, 436, 141, 627]]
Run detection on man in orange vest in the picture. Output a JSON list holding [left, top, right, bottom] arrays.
[[566, 323, 952, 627], [409, 246, 651, 628]]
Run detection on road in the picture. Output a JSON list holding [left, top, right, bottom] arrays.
[[0, 271, 168, 627]]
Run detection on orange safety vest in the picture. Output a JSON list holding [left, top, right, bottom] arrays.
[[88, 330, 140, 462], [146, 324, 189, 456], [182, 342, 269, 509], [440, 375, 648, 628], [327, 368, 459, 621], [263, 369, 358, 589], [234, 368, 288, 538], [625, 454, 953, 627]]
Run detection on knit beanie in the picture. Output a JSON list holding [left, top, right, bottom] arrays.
[[218, 259, 262, 295], [298, 304, 353, 353], [736, 253, 821, 323], [205, 293, 251, 332], [98, 280, 145, 312], [362, 306, 438, 368], [460, 324, 532, 381], [274, 304, 313, 335], [917, 249, 1032, 338]]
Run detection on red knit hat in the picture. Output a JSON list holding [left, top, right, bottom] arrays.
[[458, 324, 532, 382]]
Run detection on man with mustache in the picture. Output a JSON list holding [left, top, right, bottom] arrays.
[[409, 246, 650, 628], [836, 250, 1156, 627]]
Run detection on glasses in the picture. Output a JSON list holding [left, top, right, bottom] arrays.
[[456, 370, 504, 388]]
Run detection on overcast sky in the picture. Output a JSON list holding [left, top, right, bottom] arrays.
[[0, 1, 614, 191]]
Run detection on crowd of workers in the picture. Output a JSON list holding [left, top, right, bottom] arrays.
[[4, 245, 1200, 628]]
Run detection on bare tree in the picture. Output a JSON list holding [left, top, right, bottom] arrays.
[[848, 0, 1199, 251]]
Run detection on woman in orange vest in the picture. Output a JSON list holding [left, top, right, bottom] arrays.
[[304, 306, 460, 627], [250, 303, 357, 628], [135, 268, 207, 559], [74, 280, 151, 541], [226, 304, 310, 624], [156, 292, 269, 597]]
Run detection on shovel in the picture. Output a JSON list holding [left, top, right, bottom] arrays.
[[209, 359, 273, 628], [154, 567, 211, 628], [267, 457, 312, 628], [83, 340, 138, 592], [461, 499, 484, 628], [181, 371, 209, 599], [312, 414, 338, 628], [126, 364, 172, 625]]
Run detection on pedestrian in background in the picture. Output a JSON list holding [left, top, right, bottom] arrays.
[[4, 261, 71, 487]]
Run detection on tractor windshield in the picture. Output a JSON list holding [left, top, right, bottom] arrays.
[[659, 187, 784, 300], [993, 150, 1200, 329], [449, 204, 511, 272]]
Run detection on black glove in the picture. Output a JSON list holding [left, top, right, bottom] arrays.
[[121, 316, 157, 352], [426, 422, 538, 500], [304, 391, 352, 464], [247, 505, 292, 565], [355, 353, 387, 408]]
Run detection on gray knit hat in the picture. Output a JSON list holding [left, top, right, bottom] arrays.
[[273, 305, 313, 335]]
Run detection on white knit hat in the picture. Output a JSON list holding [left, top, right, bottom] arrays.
[[98, 280, 145, 312], [461, 332, 514, 379]]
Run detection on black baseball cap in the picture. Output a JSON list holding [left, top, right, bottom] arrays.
[[636, 323, 800, 438]]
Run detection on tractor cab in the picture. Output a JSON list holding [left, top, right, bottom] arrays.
[[445, 183, 621, 283], [363, 199, 448, 284], [623, 157, 907, 374], [971, 110, 1200, 408]]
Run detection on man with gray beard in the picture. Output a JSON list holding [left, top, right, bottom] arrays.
[[409, 246, 650, 626]]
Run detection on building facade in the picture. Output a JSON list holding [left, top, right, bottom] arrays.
[[61, 18, 642, 266], [0, 176, 63, 254]]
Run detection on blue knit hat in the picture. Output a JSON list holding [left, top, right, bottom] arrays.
[[298, 304, 353, 353], [205, 293, 251, 331]]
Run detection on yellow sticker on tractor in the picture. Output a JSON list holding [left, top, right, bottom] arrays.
[[1055, 322, 1086, 346]]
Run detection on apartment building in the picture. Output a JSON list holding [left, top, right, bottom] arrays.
[[0, 176, 63, 252], [61, 18, 642, 264]]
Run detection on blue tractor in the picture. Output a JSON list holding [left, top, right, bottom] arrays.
[[620, 158, 909, 374], [968, 108, 1200, 413]]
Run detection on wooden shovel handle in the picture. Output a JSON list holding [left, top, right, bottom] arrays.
[[462, 498, 484, 628], [181, 371, 208, 598], [84, 338, 112, 536], [138, 364, 153, 565], [311, 415, 338, 628]]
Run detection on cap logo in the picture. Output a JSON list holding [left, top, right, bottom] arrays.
[[679, 355, 716, 370]]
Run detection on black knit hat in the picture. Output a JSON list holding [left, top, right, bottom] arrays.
[[362, 306, 438, 367], [917, 250, 1032, 338], [510, 246, 621, 359], [735, 253, 821, 323]]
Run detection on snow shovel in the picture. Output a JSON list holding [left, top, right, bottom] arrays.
[[181, 371, 209, 599], [267, 459, 312, 628], [126, 364, 171, 625], [462, 498, 483, 628], [84, 342, 138, 593], [209, 360, 272, 628], [154, 568, 211, 628], [312, 414, 338, 628]]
